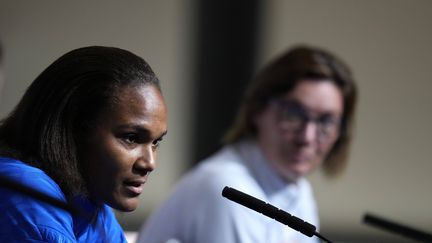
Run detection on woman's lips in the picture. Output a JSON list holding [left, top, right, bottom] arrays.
[[124, 180, 145, 196]]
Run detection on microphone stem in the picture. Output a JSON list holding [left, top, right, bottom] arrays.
[[314, 231, 333, 243]]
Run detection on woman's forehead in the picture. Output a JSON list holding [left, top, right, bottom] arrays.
[[280, 80, 344, 115], [100, 85, 167, 126]]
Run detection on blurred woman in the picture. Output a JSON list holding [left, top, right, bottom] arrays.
[[138, 45, 357, 243]]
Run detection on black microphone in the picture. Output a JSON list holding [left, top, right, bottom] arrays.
[[363, 213, 432, 242], [222, 186, 333, 243]]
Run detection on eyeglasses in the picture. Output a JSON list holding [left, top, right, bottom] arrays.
[[271, 99, 342, 142]]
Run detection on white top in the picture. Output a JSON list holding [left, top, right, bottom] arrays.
[[137, 140, 320, 243]]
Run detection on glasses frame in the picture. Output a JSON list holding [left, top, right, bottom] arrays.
[[270, 98, 342, 143]]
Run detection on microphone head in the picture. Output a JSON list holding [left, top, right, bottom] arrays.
[[222, 186, 316, 237]]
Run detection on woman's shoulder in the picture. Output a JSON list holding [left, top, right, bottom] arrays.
[[167, 144, 259, 204], [0, 157, 76, 242], [0, 156, 65, 199]]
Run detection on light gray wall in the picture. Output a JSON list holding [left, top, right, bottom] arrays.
[[1, 1, 431, 242]]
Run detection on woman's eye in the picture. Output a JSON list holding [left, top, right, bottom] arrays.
[[318, 116, 340, 130], [123, 134, 138, 144], [152, 138, 163, 149], [280, 108, 305, 125]]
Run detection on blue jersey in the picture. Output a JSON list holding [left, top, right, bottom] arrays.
[[0, 157, 127, 242]]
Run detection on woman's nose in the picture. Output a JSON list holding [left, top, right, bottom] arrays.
[[133, 145, 156, 175], [295, 121, 318, 144]]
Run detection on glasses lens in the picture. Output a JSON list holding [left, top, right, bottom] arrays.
[[316, 117, 341, 139], [273, 99, 341, 142], [280, 110, 304, 131], [274, 100, 306, 131]]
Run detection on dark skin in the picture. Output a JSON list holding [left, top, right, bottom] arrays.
[[80, 84, 167, 212]]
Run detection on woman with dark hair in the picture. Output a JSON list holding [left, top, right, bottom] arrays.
[[0, 46, 168, 242], [138, 45, 357, 243]]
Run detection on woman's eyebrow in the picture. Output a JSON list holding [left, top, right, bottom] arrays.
[[116, 124, 167, 138], [116, 124, 151, 134]]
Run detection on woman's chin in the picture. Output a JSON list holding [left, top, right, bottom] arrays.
[[280, 163, 313, 182], [109, 198, 140, 212]]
